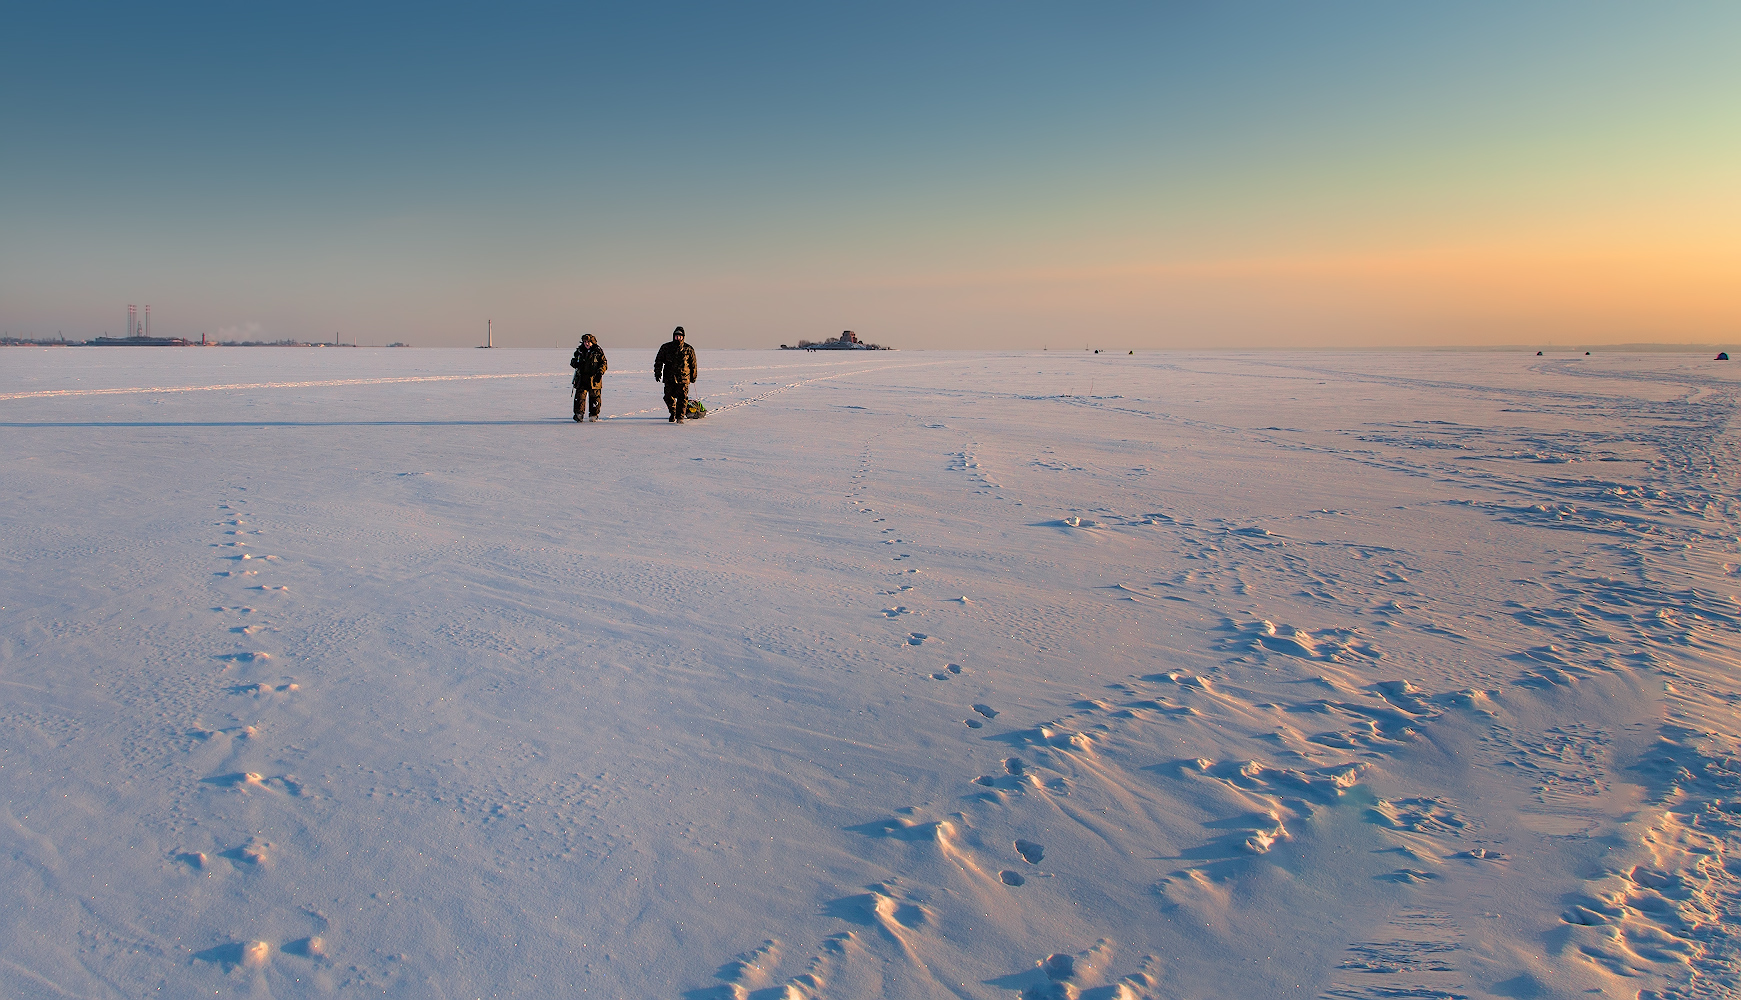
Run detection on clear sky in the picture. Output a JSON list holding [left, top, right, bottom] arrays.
[[4, 2, 1737, 348]]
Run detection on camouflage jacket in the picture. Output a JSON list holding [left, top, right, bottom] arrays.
[[569, 343, 608, 383], [653, 341, 698, 386]]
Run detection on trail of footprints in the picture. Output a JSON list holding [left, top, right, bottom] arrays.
[[173, 495, 337, 982], [1558, 713, 1741, 995], [694, 485, 1481, 993], [698, 403, 1741, 995], [1115, 511, 1737, 993], [695, 457, 1170, 995], [711, 611, 1712, 996]]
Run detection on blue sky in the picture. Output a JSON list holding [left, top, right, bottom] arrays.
[[4, 3, 1737, 347]]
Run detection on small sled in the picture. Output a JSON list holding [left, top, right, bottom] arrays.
[[685, 399, 708, 419]]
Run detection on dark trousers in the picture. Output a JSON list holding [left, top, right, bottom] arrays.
[[664, 381, 689, 420], [574, 380, 602, 418]]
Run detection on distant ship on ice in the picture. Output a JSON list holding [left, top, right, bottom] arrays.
[[780, 330, 893, 351], [87, 304, 196, 346], [88, 334, 195, 346]]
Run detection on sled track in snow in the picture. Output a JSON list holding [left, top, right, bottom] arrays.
[[0, 359, 944, 412], [596, 359, 954, 421], [0, 372, 552, 402], [705, 359, 957, 415]]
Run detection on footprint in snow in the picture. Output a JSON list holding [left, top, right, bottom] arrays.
[[930, 664, 962, 680], [198, 772, 308, 796], [1015, 839, 1044, 864], [219, 837, 272, 866], [972, 704, 998, 719], [1367, 797, 1467, 834], [227, 681, 299, 697], [201, 772, 269, 790], [1016, 945, 1152, 997], [822, 887, 930, 937], [1378, 869, 1441, 884], [281, 937, 328, 959], [193, 941, 271, 971], [191, 724, 256, 741], [707, 939, 782, 994], [881, 606, 910, 617], [1454, 848, 1508, 862], [907, 633, 928, 645], [999, 870, 1026, 886]]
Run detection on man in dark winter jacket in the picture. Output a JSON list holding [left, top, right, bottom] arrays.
[[652, 326, 698, 423], [569, 333, 608, 422]]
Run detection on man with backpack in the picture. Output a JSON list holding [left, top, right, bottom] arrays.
[[653, 326, 699, 423], [569, 333, 608, 422]]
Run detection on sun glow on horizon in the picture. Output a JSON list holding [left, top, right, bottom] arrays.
[[3, 4, 1737, 348]]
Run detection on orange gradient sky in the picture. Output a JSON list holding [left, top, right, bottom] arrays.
[[3, 3, 1737, 348]]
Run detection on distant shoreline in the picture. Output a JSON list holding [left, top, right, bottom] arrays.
[[1, 339, 370, 348]]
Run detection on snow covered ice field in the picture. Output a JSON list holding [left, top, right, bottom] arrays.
[[2, 348, 1738, 1000]]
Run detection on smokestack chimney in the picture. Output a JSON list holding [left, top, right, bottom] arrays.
[[129, 304, 137, 338], [144, 305, 151, 339]]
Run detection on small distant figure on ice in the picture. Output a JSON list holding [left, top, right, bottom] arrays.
[[570, 334, 608, 422], [654, 326, 699, 423]]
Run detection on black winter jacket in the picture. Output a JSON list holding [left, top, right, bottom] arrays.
[[653, 341, 698, 386]]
